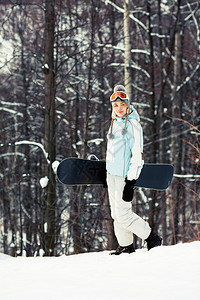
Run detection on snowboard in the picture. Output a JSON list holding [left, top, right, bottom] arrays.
[[57, 158, 174, 191]]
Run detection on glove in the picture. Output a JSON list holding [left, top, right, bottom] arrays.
[[122, 178, 136, 202], [102, 172, 108, 188], [103, 179, 108, 189]]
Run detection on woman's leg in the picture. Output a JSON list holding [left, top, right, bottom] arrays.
[[107, 173, 134, 246], [107, 173, 151, 246]]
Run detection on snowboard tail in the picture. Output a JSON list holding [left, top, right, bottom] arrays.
[[57, 158, 174, 191]]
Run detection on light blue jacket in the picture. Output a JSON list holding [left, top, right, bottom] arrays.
[[106, 106, 144, 180]]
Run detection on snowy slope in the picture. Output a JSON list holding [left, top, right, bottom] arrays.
[[0, 242, 200, 300]]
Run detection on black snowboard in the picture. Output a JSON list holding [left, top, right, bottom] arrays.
[[57, 158, 174, 191]]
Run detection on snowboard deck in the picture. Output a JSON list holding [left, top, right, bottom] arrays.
[[57, 158, 174, 191]]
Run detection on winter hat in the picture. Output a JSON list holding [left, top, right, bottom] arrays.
[[108, 85, 130, 139], [110, 85, 130, 107], [114, 85, 125, 92]]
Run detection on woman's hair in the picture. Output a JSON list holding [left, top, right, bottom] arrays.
[[108, 103, 130, 139]]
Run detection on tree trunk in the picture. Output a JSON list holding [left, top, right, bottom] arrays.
[[157, 0, 167, 243], [171, 29, 182, 244], [42, 0, 56, 256], [83, 2, 95, 158], [170, 0, 182, 244], [123, 0, 132, 98], [146, 1, 157, 229]]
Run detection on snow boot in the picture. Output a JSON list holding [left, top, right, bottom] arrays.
[[145, 230, 162, 250], [110, 244, 135, 255]]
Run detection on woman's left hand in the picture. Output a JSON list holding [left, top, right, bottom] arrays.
[[122, 178, 136, 202]]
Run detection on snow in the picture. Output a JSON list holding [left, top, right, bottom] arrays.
[[87, 138, 104, 146], [43, 63, 49, 69], [97, 43, 150, 56], [44, 222, 48, 233], [0, 37, 13, 72], [176, 63, 200, 92], [56, 96, 65, 104], [15, 140, 50, 164], [52, 160, 60, 173], [109, 62, 150, 78], [0, 242, 200, 300], [0, 107, 23, 117], [103, 0, 147, 30], [174, 174, 200, 178], [39, 176, 49, 188]]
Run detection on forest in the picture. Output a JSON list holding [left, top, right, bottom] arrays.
[[0, 0, 199, 256]]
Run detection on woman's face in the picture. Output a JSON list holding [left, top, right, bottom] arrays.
[[112, 100, 128, 117]]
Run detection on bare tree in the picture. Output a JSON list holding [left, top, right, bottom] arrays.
[[123, 0, 132, 98], [41, 0, 56, 256]]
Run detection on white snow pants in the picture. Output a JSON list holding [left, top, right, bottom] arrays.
[[107, 173, 151, 246]]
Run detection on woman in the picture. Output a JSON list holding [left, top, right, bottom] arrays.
[[106, 85, 162, 255]]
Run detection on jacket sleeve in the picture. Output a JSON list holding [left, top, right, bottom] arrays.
[[127, 119, 144, 180]]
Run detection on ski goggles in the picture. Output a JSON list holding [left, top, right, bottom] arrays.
[[110, 91, 129, 103]]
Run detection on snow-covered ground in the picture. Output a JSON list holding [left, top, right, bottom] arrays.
[[0, 241, 200, 300]]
